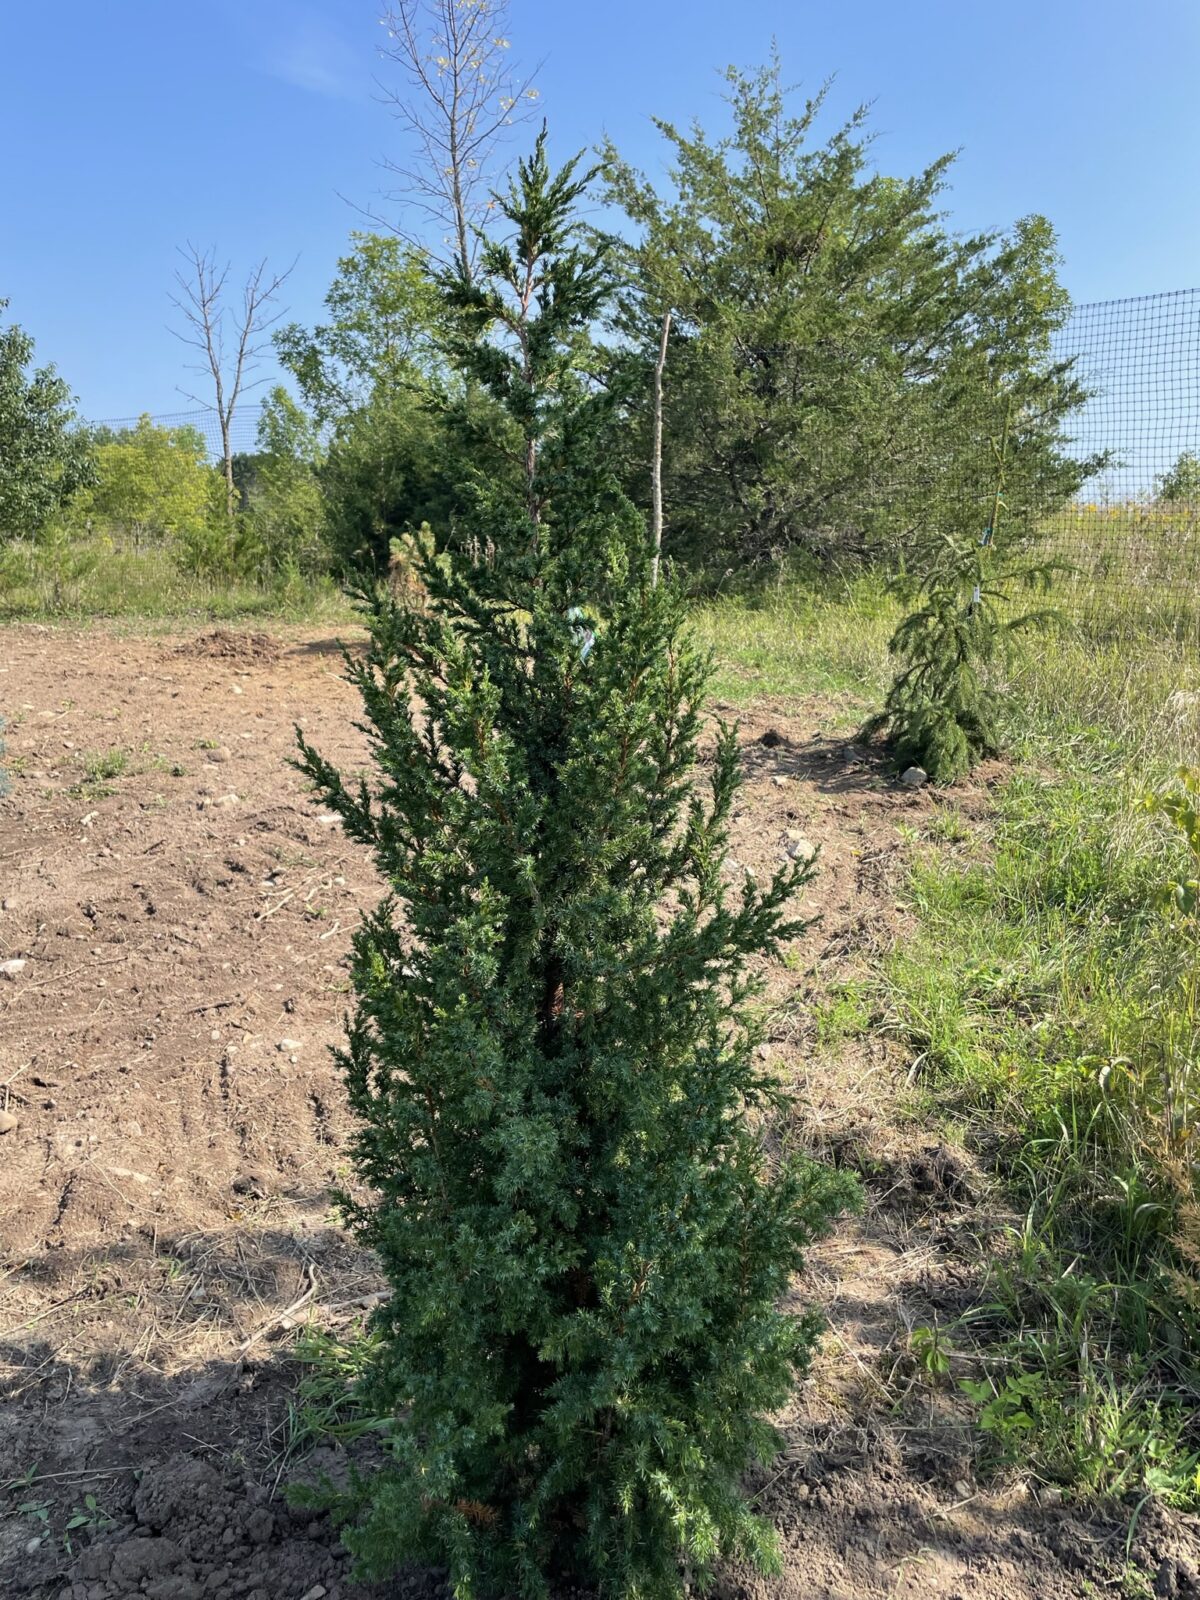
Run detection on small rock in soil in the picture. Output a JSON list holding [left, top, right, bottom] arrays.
[[784, 830, 817, 864], [900, 765, 928, 788], [0, 957, 27, 977], [0, 1110, 16, 1134]]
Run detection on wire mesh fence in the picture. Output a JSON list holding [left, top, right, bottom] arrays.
[[88, 406, 266, 459], [2, 290, 1199, 633], [1047, 288, 1200, 639]]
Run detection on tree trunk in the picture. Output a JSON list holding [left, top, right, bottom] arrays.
[[222, 418, 235, 519], [650, 310, 671, 586]]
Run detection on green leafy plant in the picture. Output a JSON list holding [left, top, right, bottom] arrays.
[[16, 1499, 50, 1532], [296, 132, 856, 1600], [1142, 766, 1200, 915], [63, 1493, 114, 1553], [909, 1323, 953, 1382], [0, 300, 95, 543]]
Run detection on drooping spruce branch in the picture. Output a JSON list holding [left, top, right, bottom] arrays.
[[866, 390, 1066, 783]]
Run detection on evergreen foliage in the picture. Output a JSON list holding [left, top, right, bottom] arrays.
[[296, 132, 855, 1599], [602, 58, 1095, 571], [866, 400, 1063, 782]]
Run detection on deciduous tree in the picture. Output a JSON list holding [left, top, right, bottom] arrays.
[[83, 415, 214, 549], [276, 233, 460, 577], [0, 300, 94, 540], [377, 0, 541, 282], [171, 246, 294, 516]]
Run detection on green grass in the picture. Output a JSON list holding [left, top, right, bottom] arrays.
[[0, 539, 354, 624], [692, 566, 895, 704], [699, 572, 1200, 1505], [885, 755, 1200, 1502], [1043, 501, 1200, 644], [878, 629, 1200, 1504], [83, 747, 129, 782]]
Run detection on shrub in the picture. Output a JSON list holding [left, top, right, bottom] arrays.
[[296, 133, 855, 1600]]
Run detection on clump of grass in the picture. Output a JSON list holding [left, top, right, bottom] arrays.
[[67, 746, 131, 798], [701, 569, 1200, 1503], [1, 539, 354, 624], [274, 1326, 384, 1478], [692, 562, 894, 705], [83, 748, 128, 782], [885, 682, 1200, 1502]]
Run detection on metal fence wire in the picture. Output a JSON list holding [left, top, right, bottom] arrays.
[[1047, 288, 1200, 638]]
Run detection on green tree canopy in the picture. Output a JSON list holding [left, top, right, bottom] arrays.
[[275, 233, 462, 577], [82, 415, 215, 544], [275, 232, 444, 425], [237, 386, 328, 576], [603, 59, 1095, 570], [0, 300, 94, 539], [1157, 451, 1200, 503]]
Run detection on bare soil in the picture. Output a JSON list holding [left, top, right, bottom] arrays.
[[0, 622, 1196, 1600]]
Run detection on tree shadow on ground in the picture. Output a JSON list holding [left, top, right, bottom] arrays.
[[1, 1207, 1175, 1600], [738, 722, 899, 799]]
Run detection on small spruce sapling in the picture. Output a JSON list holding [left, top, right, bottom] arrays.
[[866, 398, 1062, 783], [296, 132, 856, 1600]]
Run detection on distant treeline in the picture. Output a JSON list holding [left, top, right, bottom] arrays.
[[4, 60, 1153, 600]]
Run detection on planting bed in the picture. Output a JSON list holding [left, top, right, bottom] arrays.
[[1, 623, 1196, 1600]]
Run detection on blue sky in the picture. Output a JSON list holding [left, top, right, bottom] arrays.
[[4, 0, 1199, 422]]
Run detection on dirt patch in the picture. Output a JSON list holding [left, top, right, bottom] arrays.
[[1, 626, 1195, 1599], [175, 629, 280, 665]]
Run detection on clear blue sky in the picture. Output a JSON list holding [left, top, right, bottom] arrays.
[[4, 0, 1198, 422]]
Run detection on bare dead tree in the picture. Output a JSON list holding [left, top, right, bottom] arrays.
[[377, 0, 540, 282], [170, 246, 294, 515], [650, 309, 671, 587]]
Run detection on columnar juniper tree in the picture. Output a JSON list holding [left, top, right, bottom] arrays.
[[297, 132, 855, 1600]]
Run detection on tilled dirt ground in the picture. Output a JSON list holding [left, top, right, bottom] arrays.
[[1, 622, 1197, 1600]]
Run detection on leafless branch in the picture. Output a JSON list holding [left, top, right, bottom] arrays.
[[376, 0, 541, 281], [170, 244, 295, 513]]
